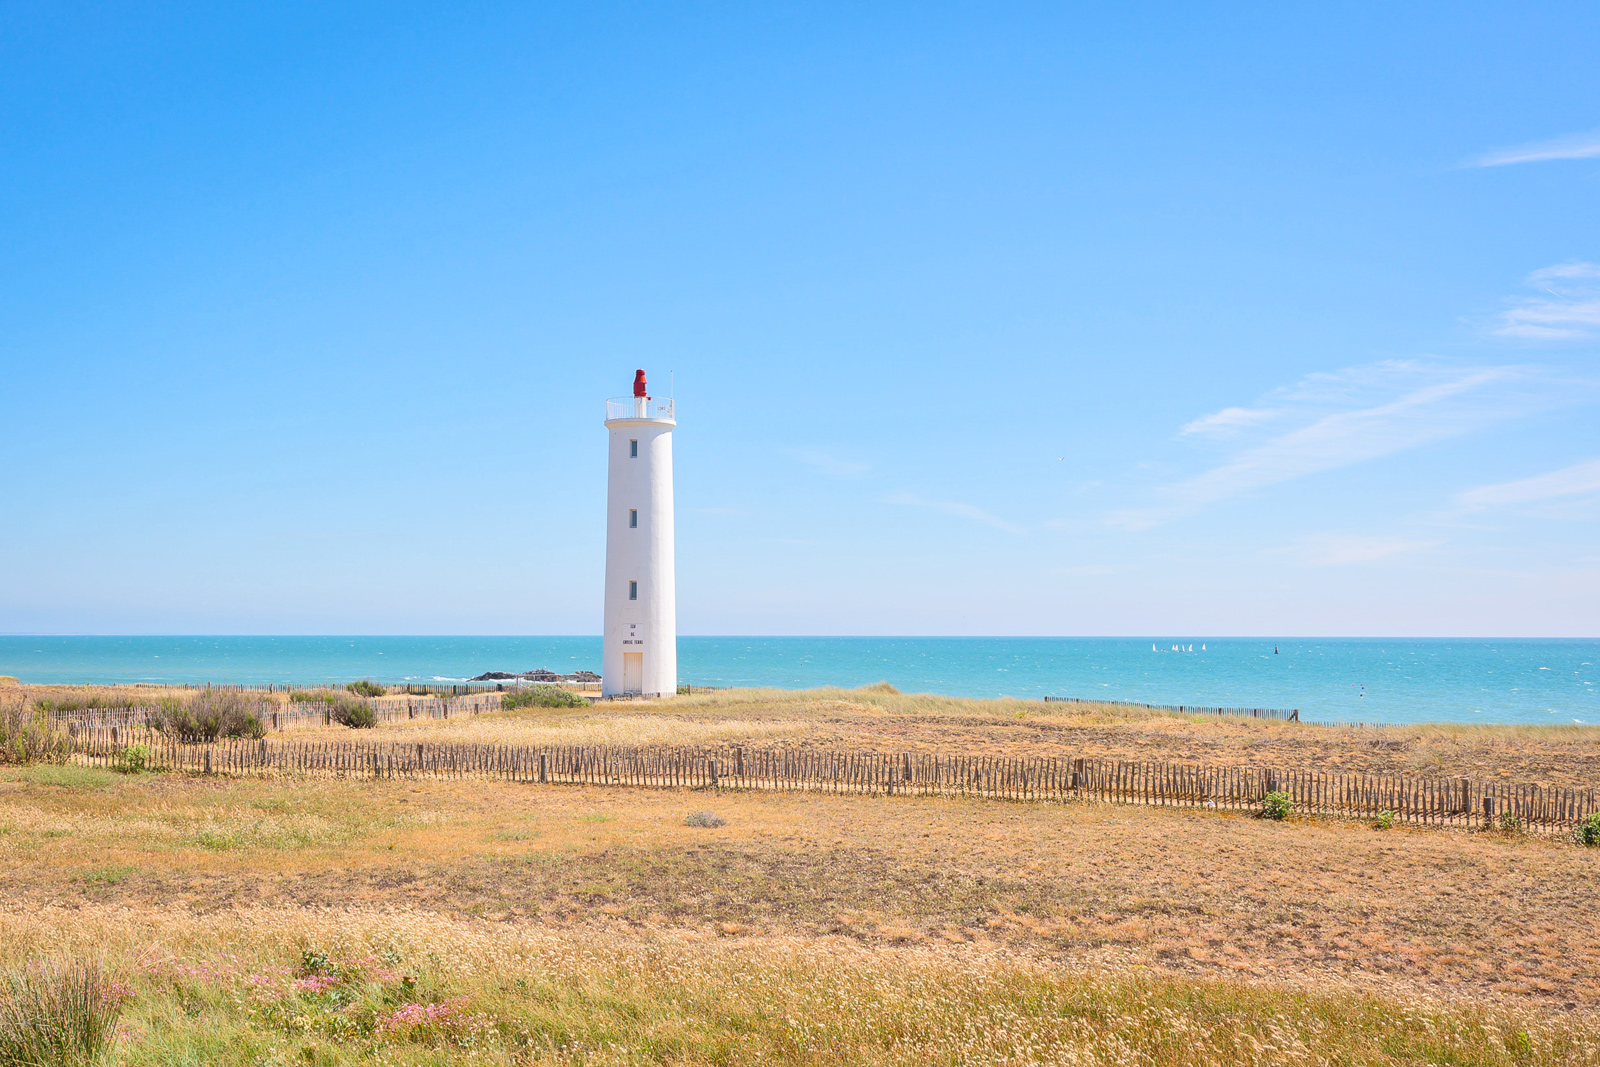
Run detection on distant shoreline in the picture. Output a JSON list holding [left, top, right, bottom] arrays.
[[2, 635, 1597, 725]]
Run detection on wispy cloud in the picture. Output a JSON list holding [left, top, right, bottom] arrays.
[[1470, 127, 1600, 167], [1113, 360, 1553, 529], [1494, 262, 1600, 340], [1292, 534, 1441, 567], [1457, 458, 1600, 511], [886, 490, 1023, 533], [1179, 406, 1282, 438], [787, 448, 868, 478]]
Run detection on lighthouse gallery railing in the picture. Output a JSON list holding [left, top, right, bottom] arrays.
[[605, 397, 675, 421]]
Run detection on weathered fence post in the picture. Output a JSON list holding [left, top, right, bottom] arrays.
[[539, 752, 548, 783], [709, 758, 719, 788]]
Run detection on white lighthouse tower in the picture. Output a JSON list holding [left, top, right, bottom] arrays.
[[601, 370, 677, 698]]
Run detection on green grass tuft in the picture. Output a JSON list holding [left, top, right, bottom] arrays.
[[0, 957, 124, 1067], [10, 765, 117, 790], [77, 866, 137, 886]]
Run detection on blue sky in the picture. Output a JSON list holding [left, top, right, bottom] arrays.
[[3, 2, 1597, 637]]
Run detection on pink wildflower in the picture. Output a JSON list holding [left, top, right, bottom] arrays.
[[293, 974, 341, 994], [375, 996, 470, 1036], [100, 980, 135, 1005]]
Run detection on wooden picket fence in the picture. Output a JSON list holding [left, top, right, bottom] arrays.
[[66, 728, 1596, 835], [52, 694, 504, 733], [1041, 697, 1299, 721]]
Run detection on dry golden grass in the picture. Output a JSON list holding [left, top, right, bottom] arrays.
[[17, 683, 181, 709], [4, 904, 1597, 1066], [5, 761, 1600, 1005]]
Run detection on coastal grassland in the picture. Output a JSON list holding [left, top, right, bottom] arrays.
[[4, 908, 1597, 1067], [13, 684, 187, 713], [4, 757, 1600, 1063], [267, 685, 1600, 787], [22, 681, 1600, 785], [14, 686, 1600, 1062], [4, 763, 1600, 1005]]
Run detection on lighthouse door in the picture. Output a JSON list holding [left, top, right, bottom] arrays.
[[622, 653, 643, 695]]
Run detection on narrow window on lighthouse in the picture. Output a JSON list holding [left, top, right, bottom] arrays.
[[629, 439, 638, 458], [629, 509, 638, 528], [629, 580, 638, 600]]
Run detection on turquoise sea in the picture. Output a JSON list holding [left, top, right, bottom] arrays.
[[2, 635, 1596, 725]]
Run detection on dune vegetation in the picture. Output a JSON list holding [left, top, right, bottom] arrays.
[[3, 684, 1600, 1064]]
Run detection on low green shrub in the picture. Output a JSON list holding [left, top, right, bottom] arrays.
[[346, 679, 386, 698], [1372, 810, 1394, 830], [331, 699, 376, 729], [0, 957, 124, 1066], [111, 744, 150, 775], [289, 689, 337, 704], [1576, 812, 1600, 846], [1260, 790, 1292, 821], [1500, 810, 1523, 833], [149, 691, 264, 743], [0, 701, 72, 766], [685, 811, 726, 828], [502, 686, 588, 710]]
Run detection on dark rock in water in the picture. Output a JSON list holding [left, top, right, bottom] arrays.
[[472, 668, 600, 683]]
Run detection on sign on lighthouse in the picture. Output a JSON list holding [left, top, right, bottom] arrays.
[[601, 370, 677, 698]]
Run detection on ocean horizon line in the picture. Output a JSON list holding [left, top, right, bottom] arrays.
[[3, 633, 1595, 641]]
